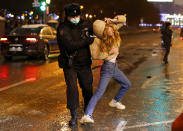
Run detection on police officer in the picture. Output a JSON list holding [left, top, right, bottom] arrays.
[[57, 3, 94, 126], [161, 22, 172, 64]]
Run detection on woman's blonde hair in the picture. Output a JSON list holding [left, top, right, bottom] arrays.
[[100, 24, 121, 53]]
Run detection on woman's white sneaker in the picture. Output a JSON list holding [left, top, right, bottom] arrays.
[[109, 99, 125, 110], [80, 115, 94, 124]]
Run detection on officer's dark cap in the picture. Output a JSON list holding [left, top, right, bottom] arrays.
[[64, 3, 81, 17], [165, 22, 171, 27]]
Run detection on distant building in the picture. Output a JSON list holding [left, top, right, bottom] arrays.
[[161, 13, 183, 26], [147, 0, 174, 14], [147, 0, 183, 26], [152, 2, 174, 14]]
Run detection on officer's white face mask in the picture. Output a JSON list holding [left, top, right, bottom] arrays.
[[70, 17, 80, 24]]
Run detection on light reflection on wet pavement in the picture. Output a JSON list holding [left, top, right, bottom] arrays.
[[0, 32, 183, 130]]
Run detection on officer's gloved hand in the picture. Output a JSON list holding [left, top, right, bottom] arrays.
[[85, 36, 94, 44]]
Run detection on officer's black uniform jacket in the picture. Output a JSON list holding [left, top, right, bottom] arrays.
[[162, 28, 172, 46], [57, 18, 94, 68]]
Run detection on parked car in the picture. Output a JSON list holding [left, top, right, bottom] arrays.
[[0, 24, 59, 60]]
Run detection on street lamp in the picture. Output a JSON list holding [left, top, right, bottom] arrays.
[[89, 15, 93, 19], [11, 14, 14, 18], [85, 13, 89, 18], [29, 11, 34, 16], [80, 5, 84, 10]]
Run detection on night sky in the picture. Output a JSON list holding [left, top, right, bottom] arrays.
[[0, 0, 33, 13], [0, 0, 183, 13]]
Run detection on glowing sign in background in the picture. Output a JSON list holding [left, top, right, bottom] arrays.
[[147, 0, 173, 2]]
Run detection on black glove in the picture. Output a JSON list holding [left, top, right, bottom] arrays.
[[81, 28, 90, 39], [85, 36, 94, 44]]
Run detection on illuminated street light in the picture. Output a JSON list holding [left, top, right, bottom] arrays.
[[100, 10, 103, 14], [7, 13, 14, 18], [89, 15, 93, 19], [29, 11, 34, 16], [80, 5, 84, 10], [21, 16, 25, 20], [56, 15, 59, 20], [85, 13, 89, 18]]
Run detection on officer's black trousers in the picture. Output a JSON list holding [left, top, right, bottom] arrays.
[[63, 66, 93, 110], [163, 45, 170, 62]]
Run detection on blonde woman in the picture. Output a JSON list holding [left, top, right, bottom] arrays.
[[80, 15, 131, 123]]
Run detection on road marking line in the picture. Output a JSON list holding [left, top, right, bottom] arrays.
[[123, 120, 174, 130], [0, 78, 36, 92]]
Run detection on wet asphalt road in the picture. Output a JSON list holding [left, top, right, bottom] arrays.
[[0, 31, 183, 131]]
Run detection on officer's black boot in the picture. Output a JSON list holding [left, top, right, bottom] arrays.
[[69, 109, 77, 127], [163, 58, 168, 64]]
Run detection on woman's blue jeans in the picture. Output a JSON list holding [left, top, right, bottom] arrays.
[[85, 61, 131, 116]]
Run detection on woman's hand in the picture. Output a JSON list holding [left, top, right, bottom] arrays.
[[104, 18, 111, 24], [110, 18, 118, 23], [105, 18, 118, 24]]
